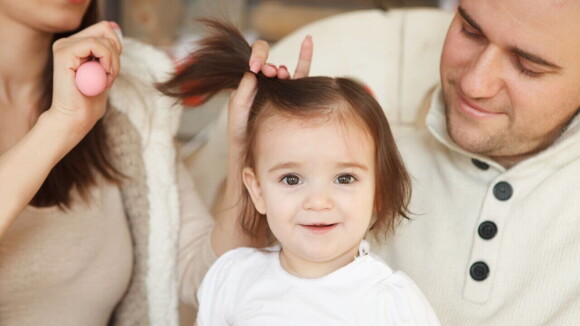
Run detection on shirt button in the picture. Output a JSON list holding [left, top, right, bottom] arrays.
[[478, 221, 498, 240], [493, 181, 513, 201], [471, 159, 489, 170], [470, 261, 490, 281]]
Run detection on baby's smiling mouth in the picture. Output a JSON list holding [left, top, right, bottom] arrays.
[[300, 223, 338, 233]]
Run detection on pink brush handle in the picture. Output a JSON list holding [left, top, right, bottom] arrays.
[[75, 61, 107, 97]]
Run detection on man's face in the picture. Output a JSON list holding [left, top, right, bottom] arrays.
[[440, 0, 580, 165]]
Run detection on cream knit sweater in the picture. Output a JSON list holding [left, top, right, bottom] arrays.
[[377, 88, 580, 325], [99, 38, 218, 325]]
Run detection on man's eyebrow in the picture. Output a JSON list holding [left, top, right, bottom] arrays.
[[459, 6, 562, 71], [511, 47, 562, 70], [458, 6, 484, 35]]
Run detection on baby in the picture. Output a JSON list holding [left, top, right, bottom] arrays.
[[161, 20, 440, 326]]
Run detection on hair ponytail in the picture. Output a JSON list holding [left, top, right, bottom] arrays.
[[158, 19, 253, 104], [158, 19, 323, 111]]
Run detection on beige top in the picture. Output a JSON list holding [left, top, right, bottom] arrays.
[[0, 178, 133, 326], [0, 164, 216, 325]]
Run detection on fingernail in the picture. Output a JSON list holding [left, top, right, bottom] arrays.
[[109, 22, 124, 42], [249, 59, 261, 73], [280, 65, 288, 71], [114, 29, 123, 42]]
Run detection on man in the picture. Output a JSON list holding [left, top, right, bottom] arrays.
[[229, 0, 580, 324], [379, 1, 580, 324]]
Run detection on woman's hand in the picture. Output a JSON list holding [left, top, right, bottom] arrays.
[[248, 36, 313, 78], [46, 20, 122, 141], [227, 35, 313, 147]]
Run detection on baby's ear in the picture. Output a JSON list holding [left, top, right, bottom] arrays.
[[242, 167, 267, 214]]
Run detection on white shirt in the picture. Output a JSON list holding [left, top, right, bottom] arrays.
[[197, 241, 440, 326], [379, 88, 580, 325]]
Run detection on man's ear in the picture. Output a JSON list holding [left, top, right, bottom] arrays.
[[242, 167, 266, 214]]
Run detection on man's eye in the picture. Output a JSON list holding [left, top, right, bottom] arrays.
[[460, 24, 484, 41], [515, 58, 543, 78], [335, 174, 356, 184], [281, 174, 302, 185]]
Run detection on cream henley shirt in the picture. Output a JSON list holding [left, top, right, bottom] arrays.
[[376, 88, 580, 325]]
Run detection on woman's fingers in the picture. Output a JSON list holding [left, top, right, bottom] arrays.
[[293, 35, 313, 79], [248, 34, 313, 79], [52, 36, 119, 89], [53, 20, 123, 91], [70, 20, 123, 55], [49, 20, 124, 135], [261, 64, 279, 78], [277, 65, 291, 79], [228, 72, 258, 144], [229, 72, 258, 115], [249, 40, 269, 74]]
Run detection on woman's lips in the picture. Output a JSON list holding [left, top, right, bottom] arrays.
[[300, 223, 338, 234]]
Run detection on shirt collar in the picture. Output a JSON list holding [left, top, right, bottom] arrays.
[[425, 86, 580, 171]]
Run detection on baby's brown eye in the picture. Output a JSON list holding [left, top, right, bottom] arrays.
[[282, 175, 301, 185], [335, 174, 356, 184]]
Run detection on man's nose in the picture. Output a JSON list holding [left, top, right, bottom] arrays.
[[460, 44, 505, 100]]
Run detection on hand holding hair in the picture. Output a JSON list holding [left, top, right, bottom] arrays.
[[248, 36, 313, 79]]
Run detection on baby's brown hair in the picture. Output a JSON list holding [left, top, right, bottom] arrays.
[[159, 20, 411, 241]]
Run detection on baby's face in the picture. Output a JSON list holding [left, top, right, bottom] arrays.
[[243, 114, 376, 278]]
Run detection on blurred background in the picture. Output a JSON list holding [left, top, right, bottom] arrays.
[[104, 1, 458, 45], [101, 0, 457, 142]]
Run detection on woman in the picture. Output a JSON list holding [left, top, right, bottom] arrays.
[[0, 1, 257, 325]]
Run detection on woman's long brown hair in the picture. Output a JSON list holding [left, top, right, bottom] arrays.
[[32, 1, 122, 208], [159, 20, 411, 241]]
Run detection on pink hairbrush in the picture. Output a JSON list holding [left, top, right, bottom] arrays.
[[74, 23, 122, 97], [75, 61, 107, 97]]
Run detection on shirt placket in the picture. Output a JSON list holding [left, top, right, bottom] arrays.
[[462, 175, 515, 303]]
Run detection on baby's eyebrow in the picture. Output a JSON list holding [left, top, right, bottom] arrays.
[[335, 162, 369, 171], [268, 162, 301, 173], [267, 161, 369, 173]]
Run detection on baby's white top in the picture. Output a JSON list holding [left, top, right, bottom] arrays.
[[197, 240, 441, 326]]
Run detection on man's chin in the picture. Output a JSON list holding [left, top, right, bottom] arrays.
[[446, 119, 498, 155], [442, 88, 498, 154]]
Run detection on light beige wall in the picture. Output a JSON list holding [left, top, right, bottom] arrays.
[[121, 0, 183, 47]]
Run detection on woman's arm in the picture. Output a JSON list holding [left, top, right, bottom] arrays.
[[0, 111, 82, 235], [0, 21, 122, 237], [210, 72, 267, 255], [177, 162, 218, 306]]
